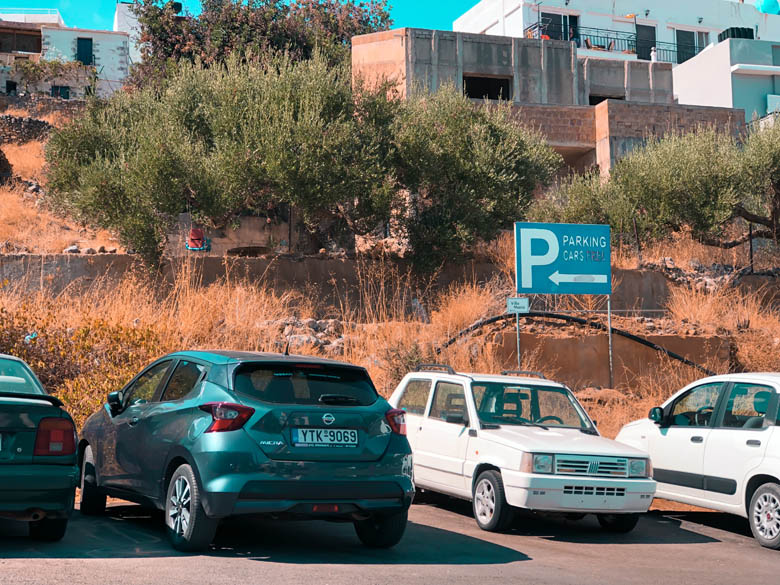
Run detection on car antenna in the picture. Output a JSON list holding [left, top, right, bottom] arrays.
[[284, 340, 290, 356]]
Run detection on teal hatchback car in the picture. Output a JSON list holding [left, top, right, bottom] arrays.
[[0, 354, 79, 541], [79, 351, 414, 551]]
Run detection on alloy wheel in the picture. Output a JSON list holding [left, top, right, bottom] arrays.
[[474, 478, 496, 524], [168, 476, 192, 536], [754, 492, 780, 540]]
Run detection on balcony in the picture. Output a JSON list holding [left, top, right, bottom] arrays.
[[523, 23, 702, 65]]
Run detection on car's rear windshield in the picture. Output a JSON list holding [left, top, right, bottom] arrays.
[[0, 358, 44, 395], [233, 362, 378, 406]]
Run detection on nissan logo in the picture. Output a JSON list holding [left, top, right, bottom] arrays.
[[322, 413, 335, 426]]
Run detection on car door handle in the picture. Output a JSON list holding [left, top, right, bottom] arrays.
[[690, 436, 704, 443], [747, 440, 762, 447], [128, 417, 140, 427]]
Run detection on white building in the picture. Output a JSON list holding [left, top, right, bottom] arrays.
[[113, 1, 141, 66], [454, 0, 780, 65], [0, 8, 65, 27], [674, 37, 780, 121], [0, 8, 130, 98]]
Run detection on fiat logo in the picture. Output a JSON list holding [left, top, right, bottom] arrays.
[[322, 413, 335, 426]]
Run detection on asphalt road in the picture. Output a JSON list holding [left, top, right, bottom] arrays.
[[1, 498, 778, 585]]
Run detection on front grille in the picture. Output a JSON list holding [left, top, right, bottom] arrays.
[[555, 455, 628, 478], [563, 485, 626, 497]]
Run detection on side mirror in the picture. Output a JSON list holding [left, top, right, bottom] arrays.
[[107, 391, 123, 416], [445, 412, 469, 426], [649, 407, 664, 425]]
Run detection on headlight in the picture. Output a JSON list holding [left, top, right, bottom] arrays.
[[533, 454, 554, 474], [628, 458, 649, 478]]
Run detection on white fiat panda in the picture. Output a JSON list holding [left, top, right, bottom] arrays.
[[389, 365, 656, 533], [617, 373, 780, 549]]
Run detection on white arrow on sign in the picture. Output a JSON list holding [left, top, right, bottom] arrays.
[[549, 271, 609, 286]]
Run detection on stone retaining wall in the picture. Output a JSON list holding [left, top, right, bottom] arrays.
[[0, 115, 51, 144]]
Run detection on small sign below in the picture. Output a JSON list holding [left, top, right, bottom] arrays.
[[507, 297, 530, 314]]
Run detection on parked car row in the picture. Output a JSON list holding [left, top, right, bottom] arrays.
[[2, 351, 780, 552]]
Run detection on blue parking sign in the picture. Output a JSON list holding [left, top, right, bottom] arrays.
[[514, 222, 611, 296]]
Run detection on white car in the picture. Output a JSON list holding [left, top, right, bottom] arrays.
[[616, 373, 780, 549], [389, 365, 656, 533]]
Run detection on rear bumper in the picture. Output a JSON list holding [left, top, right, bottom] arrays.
[[0, 464, 78, 520], [501, 470, 656, 514], [204, 479, 413, 518]]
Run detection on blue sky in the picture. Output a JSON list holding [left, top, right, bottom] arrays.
[[0, 1, 478, 32]]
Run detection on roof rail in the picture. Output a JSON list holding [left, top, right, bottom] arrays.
[[501, 370, 547, 380], [416, 363, 457, 375]]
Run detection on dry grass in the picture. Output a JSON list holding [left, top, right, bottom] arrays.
[[4, 140, 45, 181]]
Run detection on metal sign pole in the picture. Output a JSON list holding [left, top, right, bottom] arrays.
[[516, 312, 521, 368], [607, 294, 614, 388]]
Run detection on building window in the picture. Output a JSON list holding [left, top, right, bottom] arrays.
[[76, 37, 94, 66], [51, 85, 70, 99], [5, 80, 17, 96], [539, 12, 579, 42], [636, 24, 656, 61], [697, 31, 710, 51], [464, 76, 512, 101], [675, 29, 697, 64]]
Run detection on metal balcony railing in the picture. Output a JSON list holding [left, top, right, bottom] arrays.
[[523, 23, 702, 64]]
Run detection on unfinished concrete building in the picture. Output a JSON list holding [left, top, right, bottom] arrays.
[[352, 28, 744, 172]]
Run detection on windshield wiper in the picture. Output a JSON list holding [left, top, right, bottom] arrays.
[[318, 394, 360, 405], [580, 427, 599, 435], [519, 421, 549, 430]]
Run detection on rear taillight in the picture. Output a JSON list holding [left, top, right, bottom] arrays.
[[33, 417, 76, 456], [385, 408, 406, 436], [199, 402, 255, 433]]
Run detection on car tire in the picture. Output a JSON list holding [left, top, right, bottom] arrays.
[[597, 513, 640, 533], [79, 445, 106, 516], [28, 518, 68, 542], [749, 482, 780, 549], [354, 510, 408, 548], [472, 470, 514, 532], [165, 464, 218, 552]]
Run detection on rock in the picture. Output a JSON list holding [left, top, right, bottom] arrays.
[[98, 245, 106, 253], [83, 247, 96, 255], [318, 248, 327, 255], [0, 148, 12, 184], [662, 257, 675, 269], [63, 245, 80, 254], [576, 388, 627, 405], [286, 334, 321, 348], [107, 247, 117, 254], [301, 318, 319, 331]]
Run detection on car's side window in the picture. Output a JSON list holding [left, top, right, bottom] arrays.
[[719, 383, 775, 429], [669, 383, 723, 427], [161, 361, 207, 402], [124, 360, 172, 407], [397, 379, 432, 415], [429, 382, 468, 424]]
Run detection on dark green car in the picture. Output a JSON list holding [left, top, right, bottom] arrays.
[[78, 351, 414, 551], [0, 354, 79, 541]]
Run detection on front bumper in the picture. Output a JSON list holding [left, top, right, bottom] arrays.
[[501, 470, 656, 513], [0, 464, 78, 520]]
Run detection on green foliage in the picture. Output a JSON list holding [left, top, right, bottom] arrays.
[[394, 91, 562, 268], [13, 59, 94, 93], [534, 128, 746, 244], [129, 0, 392, 87], [46, 57, 561, 269]]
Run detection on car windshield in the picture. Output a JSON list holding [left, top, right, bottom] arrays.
[[472, 381, 592, 430], [234, 362, 379, 406], [0, 357, 44, 395]]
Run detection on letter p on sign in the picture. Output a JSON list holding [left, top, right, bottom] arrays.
[[518, 228, 559, 289]]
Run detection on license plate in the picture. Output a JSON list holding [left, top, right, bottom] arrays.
[[292, 428, 358, 448]]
